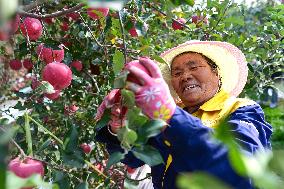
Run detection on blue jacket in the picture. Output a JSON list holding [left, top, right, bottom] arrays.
[[96, 104, 272, 189]]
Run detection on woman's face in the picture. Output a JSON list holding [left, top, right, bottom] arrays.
[[171, 52, 219, 108]]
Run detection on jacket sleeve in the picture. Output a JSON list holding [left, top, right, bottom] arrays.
[[161, 104, 272, 188], [95, 125, 145, 168]]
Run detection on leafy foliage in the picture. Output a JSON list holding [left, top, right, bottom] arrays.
[[0, 0, 283, 188]]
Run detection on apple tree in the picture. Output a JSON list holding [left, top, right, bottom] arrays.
[[0, 0, 283, 188]]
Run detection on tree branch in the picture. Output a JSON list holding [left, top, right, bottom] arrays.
[[0, 126, 27, 158], [18, 3, 84, 19]]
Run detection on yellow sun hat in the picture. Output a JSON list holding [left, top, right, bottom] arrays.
[[159, 41, 248, 102]]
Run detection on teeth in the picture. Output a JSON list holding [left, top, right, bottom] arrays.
[[185, 85, 197, 91]]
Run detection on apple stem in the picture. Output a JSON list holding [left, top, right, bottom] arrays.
[[28, 115, 64, 145], [0, 126, 27, 158]]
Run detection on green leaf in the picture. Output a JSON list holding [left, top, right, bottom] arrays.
[[76, 182, 89, 189], [137, 119, 166, 144], [113, 49, 125, 75], [64, 124, 79, 152], [95, 109, 111, 130], [106, 152, 125, 169], [0, 142, 8, 189], [7, 172, 53, 189], [0, 125, 18, 145], [132, 145, 164, 166], [121, 89, 135, 107], [53, 171, 70, 189], [117, 127, 137, 149], [43, 40, 62, 50], [224, 16, 244, 26], [40, 81, 55, 94], [127, 107, 148, 130], [62, 150, 85, 168], [152, 55, 168, 66], [169, 0, 194, 6], [113, 70, 129, 89], [35, 139, 52, 154], [228, 146, 247, 176], [177, 172, 231, 189]]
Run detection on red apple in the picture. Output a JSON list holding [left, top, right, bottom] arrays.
[[95, 163, 104, 172], [125, 60, 150, 85], [87, 8, 109, 20], [23, 59, 33, 70], [126, 166, 136, 174], [172, 18, 186, 30], [37, 44, 64, 64], [80, 143, 91, 154], [31, 78, 41, 90], [42, 62, 72, 90], [60, 22, 69, 32], [70, 60, 83, 71], [43, 116, 49, 124], [129, 27, 138, 37], [69, 104, 79, 112], [191, 15, 208, 27], [66, 12, 80, 21], [43, 18, 55, 25], [9, 59, 22, 70], [8, 157, 44, 189], [44, 90, 61, 100], [64, 104, 78, 115], [20, 17, 43, 41]]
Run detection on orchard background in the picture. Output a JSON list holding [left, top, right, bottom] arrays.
[[0, 0, 283, 188]]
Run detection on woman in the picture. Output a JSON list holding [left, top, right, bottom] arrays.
[[96, 41, 272, 189]]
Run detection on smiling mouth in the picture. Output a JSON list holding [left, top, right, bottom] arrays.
[[182, 84, 200, 92]]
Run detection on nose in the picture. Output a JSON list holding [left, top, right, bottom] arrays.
[[181, 72, 193, 82]]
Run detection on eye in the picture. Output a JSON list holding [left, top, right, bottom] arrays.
[[172, 71, 182, 77], [190, 66, 198, 71]]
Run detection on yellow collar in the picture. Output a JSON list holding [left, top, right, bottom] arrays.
[[199, 90, 230, 111]]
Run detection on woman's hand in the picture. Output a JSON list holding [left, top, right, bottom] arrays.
[[95, 89, 127, 134], [125, 57, 176, 122]]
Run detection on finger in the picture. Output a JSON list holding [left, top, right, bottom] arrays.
[[125, 81, 142, 94], [139, 57, 162, 78], [106, 89, 121, 107], [95, 102, 106, 120], [126, 65, 152, 85]]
